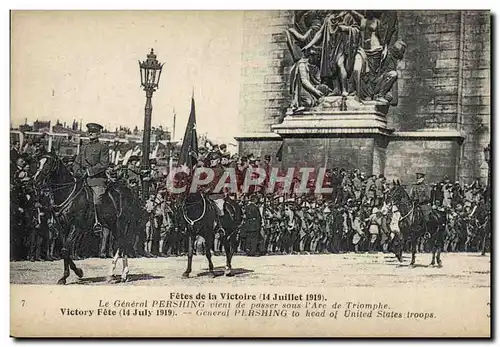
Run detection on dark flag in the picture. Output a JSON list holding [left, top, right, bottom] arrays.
[[276, 143, 283, 162], [178, 96, 198, 171]]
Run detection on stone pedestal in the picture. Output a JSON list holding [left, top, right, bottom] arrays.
[[270, 97, 393, 175]]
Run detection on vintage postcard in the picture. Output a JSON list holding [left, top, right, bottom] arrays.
[[9, 9, 491, 338]]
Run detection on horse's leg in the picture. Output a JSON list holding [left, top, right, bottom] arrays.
[[67, 227, 84, 278], [224, 232, 235, 276], [480, 227, 487, 256], [430, 244, 436, 266], [57, 226, 77, 284], [99, 227, 110, 258], [121, 253, 129, 282], [204, 231, 215, 277], [392, 233, 402, 262], [436, 247, 442, 268], [410, 234, 417, 267], [107, 248, 120, 283], [436, 229, 443, 268], [57, 249, 70, 285], [68, 256, 84, 279], [182, 232, 193, 278]]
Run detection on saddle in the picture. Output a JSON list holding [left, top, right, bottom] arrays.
[[83, 183, 123, 233]]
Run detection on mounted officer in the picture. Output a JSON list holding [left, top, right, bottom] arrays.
[[73, 123, 109, 232], [409, 172, 432, 222]]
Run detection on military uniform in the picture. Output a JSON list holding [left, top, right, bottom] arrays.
[[242, 198, 262, 256], [73, 123, 109, 230], [409, 173, 432, 222], [374, 175, 385, 206]]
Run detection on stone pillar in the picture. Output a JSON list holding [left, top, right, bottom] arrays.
[[236, 10, 292, 159], [457, 11, 491, 185]]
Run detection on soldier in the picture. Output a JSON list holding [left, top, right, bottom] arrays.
[[351, 206, 365, 253], [10, 141, 21, 168], [409, 172, 432, 228], [429, 200, 447, 265], [388, 202, 402, 254], [443, 183, 453, 208], [364, 175, 376, 207], [147, 160, 160, 190], [341, 171, 354, 204], [374, 174, 385, 206], [352, 170, 363, 202], [451, 181, 464, 207], [429, 183, 439, 204], [28, 138, 55, 261], [410, 173, 429, 203], [366, 206, 382, 253], [144, 194, 158, 256], [242, 194, 263, 256], [30, 189, 52, 262], [73, 123, 109, 232]]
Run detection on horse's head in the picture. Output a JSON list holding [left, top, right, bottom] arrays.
[[185, 191, 203, 204], [33, 155, 59, 187], [33, 154, 73, 187], [388, 184, 407, 205]]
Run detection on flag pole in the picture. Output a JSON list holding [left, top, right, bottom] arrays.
[[169, 107, 176, 174]]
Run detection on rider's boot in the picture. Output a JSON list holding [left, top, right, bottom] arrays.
[[92, 199, 103, 234]]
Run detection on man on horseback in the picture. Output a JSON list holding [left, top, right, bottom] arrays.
[[409, 172, 431, 223], [73, 123, 109, 233]]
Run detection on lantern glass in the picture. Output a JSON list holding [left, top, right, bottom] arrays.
[[157, 66, 163, 88], [139, 64, 145, 86]]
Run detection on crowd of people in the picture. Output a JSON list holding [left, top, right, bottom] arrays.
[[10, 136, 491, 262]]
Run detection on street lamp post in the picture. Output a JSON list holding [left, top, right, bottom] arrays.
[[139, 48, 164, 199], [484, 143, 491, 201]]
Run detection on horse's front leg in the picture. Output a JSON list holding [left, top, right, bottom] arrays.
[[226, 233, 238, 276], [182, 232, 193, 278], [57, 228, 82, 284], [436, 228, 444, 268], [121, 254, 129, 282], [480, 228, 487, 256], [107, 249, 120, 283], [100, 227, 110, 258], [57, 248, 70, 285], [204, 231, 215, 277], [430, 245, 436, 266], [67, 227, 84, 279], [410, 234, 417, 267], [436, 247, 442, 268]]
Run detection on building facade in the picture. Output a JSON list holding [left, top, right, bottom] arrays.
[[236, 10, 490, 185]]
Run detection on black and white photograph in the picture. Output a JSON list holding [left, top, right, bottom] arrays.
[[9, 8, 491, 337]]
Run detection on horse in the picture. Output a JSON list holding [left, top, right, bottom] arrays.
[[32, 153, 146, 284], [219, 197, 242, 257], [181, 191, 240, 277], [388, 184, 445, 267]]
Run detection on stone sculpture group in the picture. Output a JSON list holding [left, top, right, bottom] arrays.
[[286, 10, 407, 113]]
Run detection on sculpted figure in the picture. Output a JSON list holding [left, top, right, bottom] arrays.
[[370, 40, 406, 104], [289, 48, 330, 112], [349, 11, 401, 104], [285, 10, 405, 111], [286, 11, 324, 53], [302, 11, 362, 97]]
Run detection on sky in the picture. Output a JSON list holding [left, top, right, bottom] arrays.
[[11, 10, 244, 144]]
